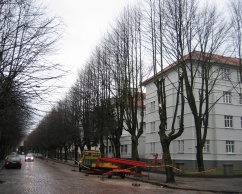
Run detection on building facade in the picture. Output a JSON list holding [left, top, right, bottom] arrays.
[[143, 52, 242, 170]]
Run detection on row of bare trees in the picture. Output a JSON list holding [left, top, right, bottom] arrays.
[[26, 5, 145, 162], [0, 0, 63, 158], [26, 0, 241, 183]]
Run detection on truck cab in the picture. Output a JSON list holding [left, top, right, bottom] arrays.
[[78, 150, 101, 172]]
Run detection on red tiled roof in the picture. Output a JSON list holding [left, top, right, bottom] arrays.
[[142, 51, 241, 85]]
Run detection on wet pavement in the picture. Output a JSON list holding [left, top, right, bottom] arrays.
[[0, 157, 165, 194], [49, 159, 242, 194], [1, 158, 242, 194]]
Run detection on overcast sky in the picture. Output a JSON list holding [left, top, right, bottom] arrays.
[[40, 0, 226, 95], [35, 0, 226, 120], [41, 0, 138, 98]]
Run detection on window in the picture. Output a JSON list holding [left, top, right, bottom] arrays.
[[201, 117, 205, 127], [178, 140, 184, 153], [150, 101, 155, 112], [222, 68, 230, 81], [224, 115, 233, 128], [240, 94, 242, 104], [197, 66, 202, 77], [121, 145, 128, 154], [237, 70, 242, 83], [140, 107, 146, 118], [198, 89, 206, 102], [151, 142, 155, 153], [151, 121, 155, 132], [108, 146, 112, 154], [226, 141, 234, 154], [124, 145, 127, 153], [241, 117, 242, 128], [203, 140, 210, 153], [144, 107, 146, 119], [223, 92, 231, 103], [177, 116, 181, 128], [141, 122, 146, 131]]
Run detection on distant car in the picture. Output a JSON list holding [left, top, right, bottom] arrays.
[[5, 155, 22, 169], [25, 153, 34, 162], [35, 153, 44, 159]]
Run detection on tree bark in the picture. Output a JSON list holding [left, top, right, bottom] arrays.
[[161, 140, 175, 183]]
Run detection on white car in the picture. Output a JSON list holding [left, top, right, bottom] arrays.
[[25, 153, 34, 162]]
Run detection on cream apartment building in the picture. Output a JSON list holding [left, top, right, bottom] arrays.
[[143, 51, 242, 170]]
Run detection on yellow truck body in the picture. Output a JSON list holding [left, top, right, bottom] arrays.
[[78, 150, 118, 172]]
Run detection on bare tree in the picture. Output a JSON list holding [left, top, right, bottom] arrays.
[[142, 0, 186, 183], [229, 0, 242, 87], [103, 27, 127, 158], [163, 0, 229, 172], [115, 6, 145, 161], [0, 0, 63, 154]]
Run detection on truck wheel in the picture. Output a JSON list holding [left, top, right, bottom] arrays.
[[120, 173, 125, 179], [108, 175, 112, 178]]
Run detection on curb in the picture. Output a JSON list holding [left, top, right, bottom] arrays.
[[127, 176, 240, 194]]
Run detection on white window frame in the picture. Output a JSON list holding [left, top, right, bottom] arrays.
[[151, 142, 155, 153], [177, 116, 181, 129], [178, 140, 184, 153], [201, 117, 205, 127], [241, 117, 242, 128], [224, 115, 233, 128], [197, 66, 203, 77], [237, 70, 242, 83], [121, 145, 124, 153], [108, 146, 112, 154], [150, 101, 155, 112], [226, 141, 234, 154], [121, 145, 128, 154], [199, 89, 206, 102], [223, 91, 231, 104], [151, 121, 155, 132], [140, 122, 146, 131], [124, 145, 127, 153], [140, 107, 146, 119], [203, 140, 210, 153], [222, 68, 230, 81]]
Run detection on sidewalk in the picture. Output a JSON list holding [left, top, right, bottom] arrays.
[[58, 159, 242, 193], [129, 171, 242, 194]]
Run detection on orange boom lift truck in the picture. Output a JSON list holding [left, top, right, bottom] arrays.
[[78, 150, 151, 179]]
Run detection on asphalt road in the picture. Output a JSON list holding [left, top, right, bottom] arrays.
[[0, 155, 212, 194]]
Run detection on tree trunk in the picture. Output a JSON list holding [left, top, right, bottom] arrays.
[[195, 125, 205, 171], [59, 148, 62, 161], [74, 144, 78, 164], [196, 144, 205, 171], [131, 138, 139, 161], [132, 138, 141, 173], [64, 147, 68, 162], [114, 140, 120, 158], [161, 141, 175, 183], [99, 131, 105, 155]]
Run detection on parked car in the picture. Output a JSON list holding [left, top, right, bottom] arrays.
[[10, 152, 18, 156], [5, 155, 22, 169], [25, 153, 34, 162]]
